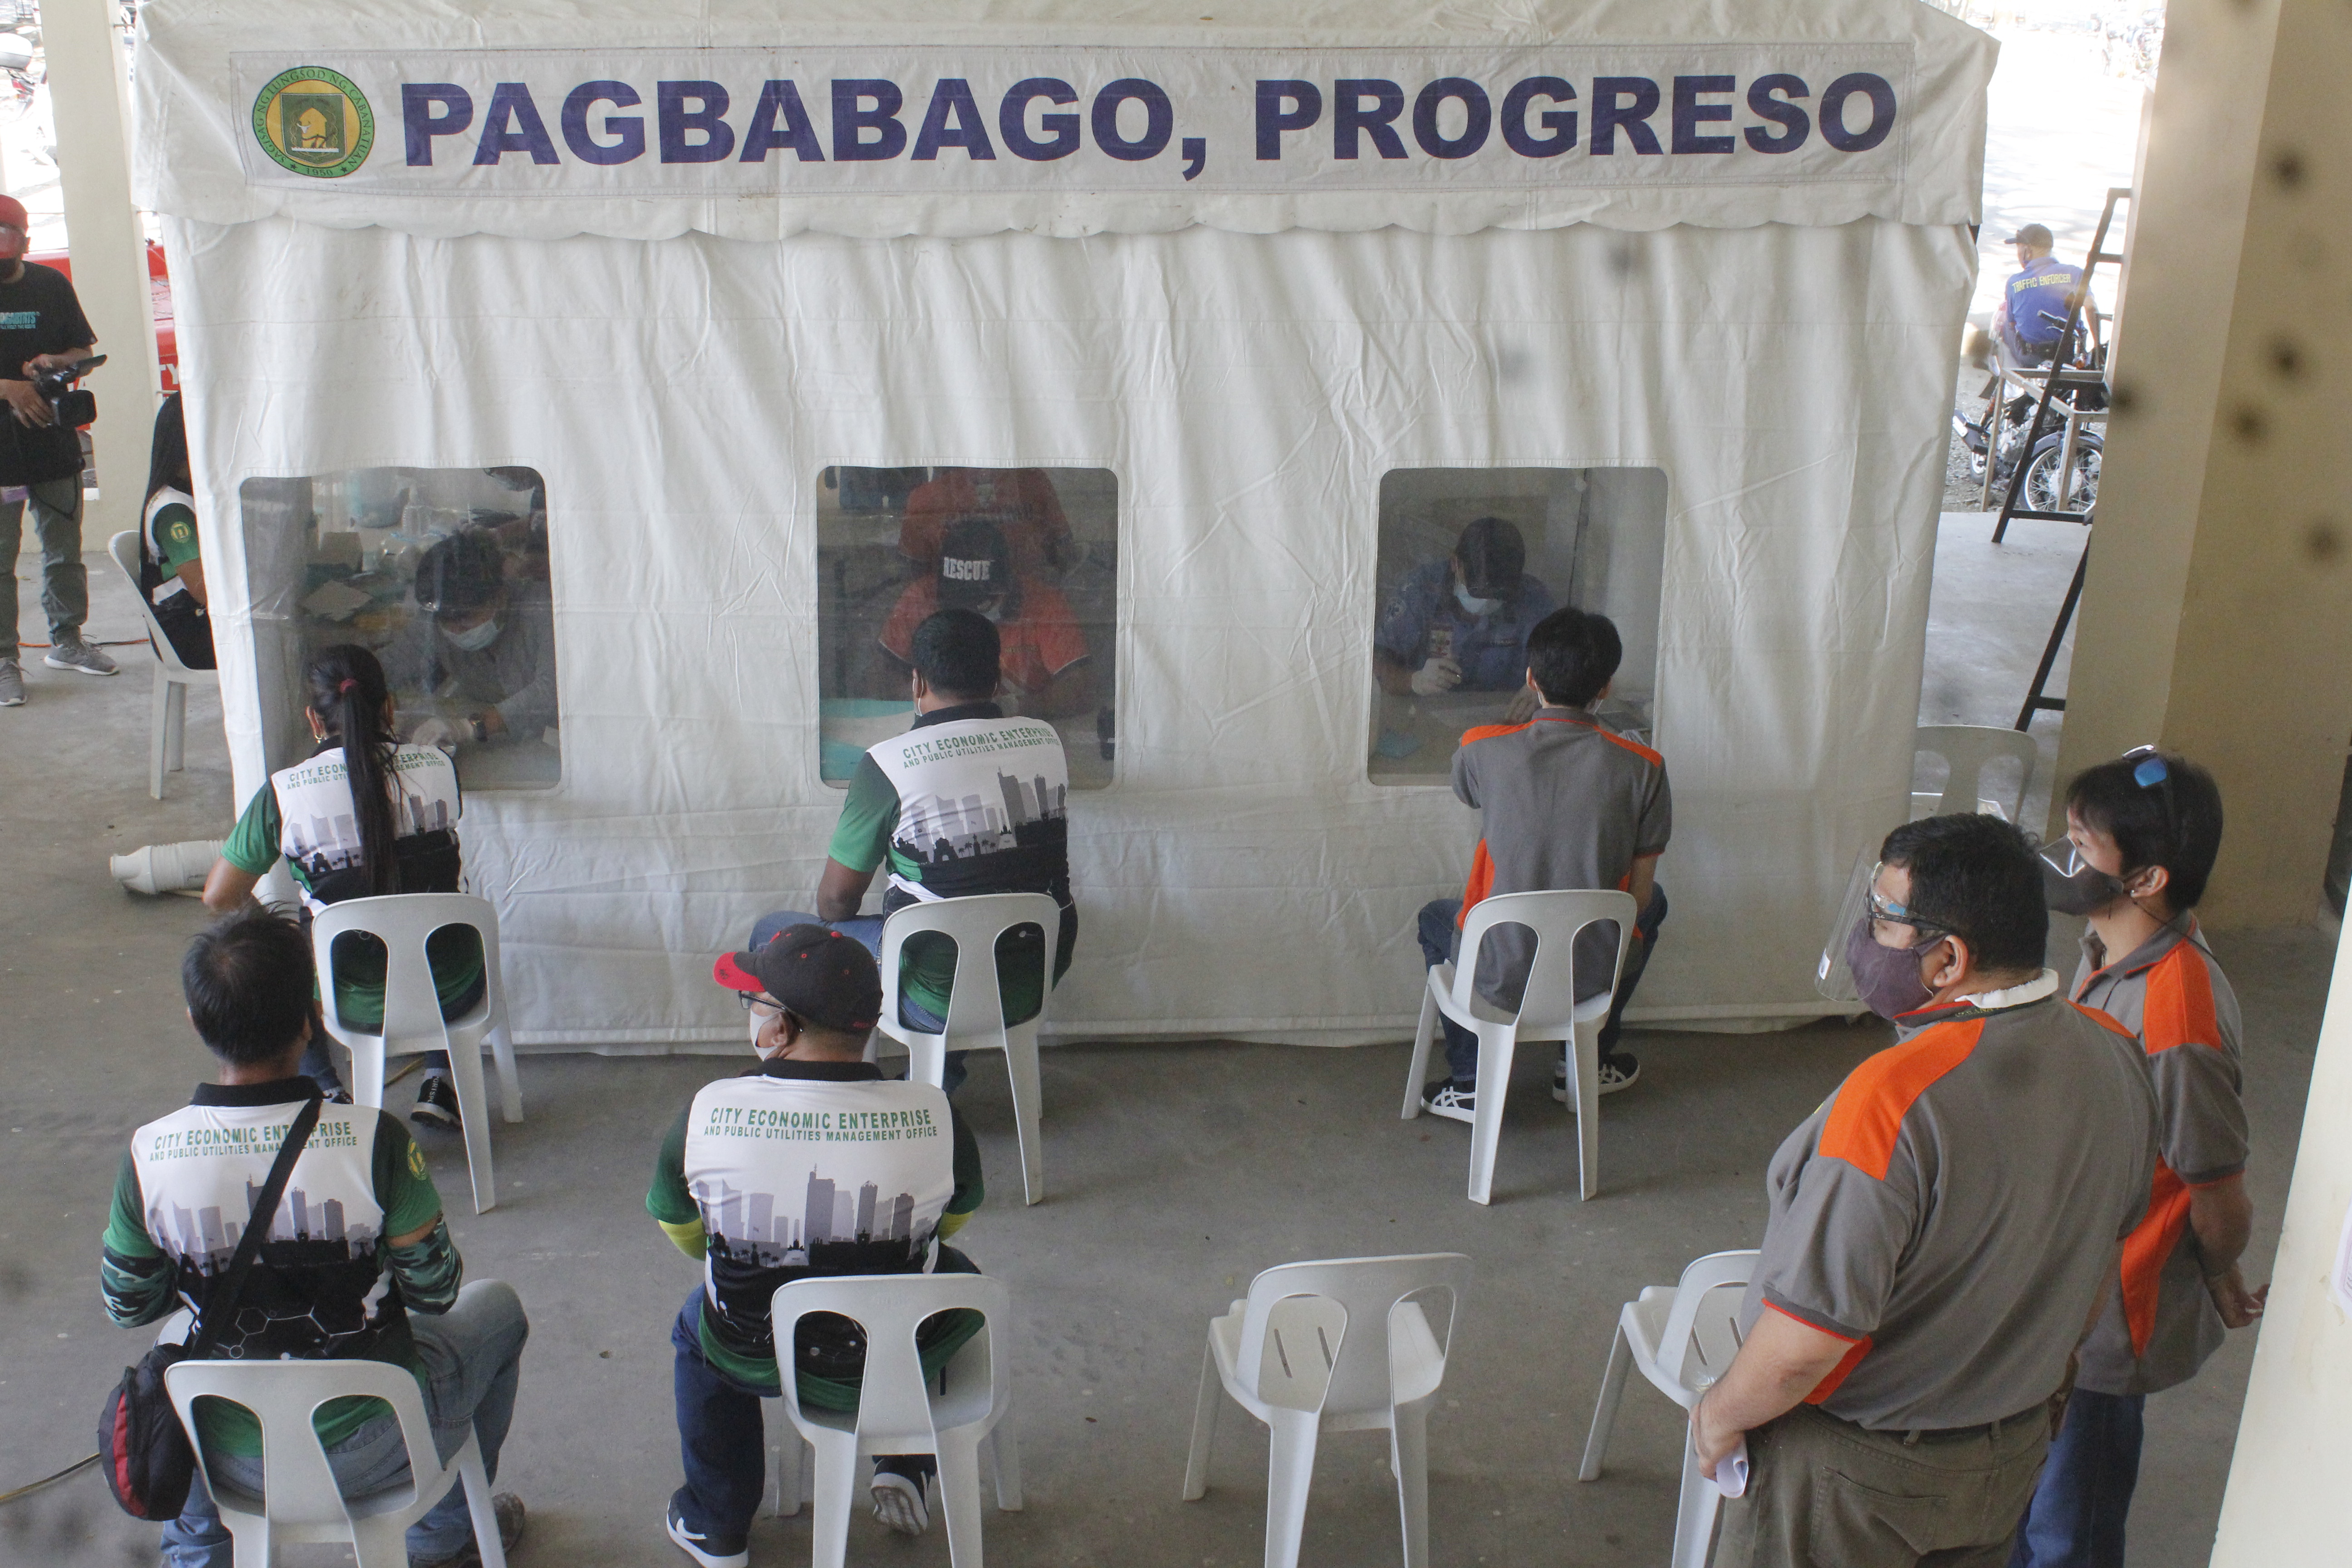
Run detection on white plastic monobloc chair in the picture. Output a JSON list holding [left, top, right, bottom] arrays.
[[1182, 1252, 1472, 1568], [1400, 889, 1637, 1203], [107, 530, 219, 801], [1913, 725, 2039, 832], [874, 893, 1061, 1206], [309, 893, 521, 1215], [162, 1357, 507, 1568], [768, 1273, 1023, 1568], [1578, 1250, 1761, 1568]]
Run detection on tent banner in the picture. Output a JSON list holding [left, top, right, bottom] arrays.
[[235, 45, 1921, 199]]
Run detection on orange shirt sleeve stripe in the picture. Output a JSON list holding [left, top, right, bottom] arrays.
[[2139, 946, 2222, 1056], [2119, 1163, 2192, 1355], [1817, 1019, 1987, 1180], [1458, 840, 1496, 926]]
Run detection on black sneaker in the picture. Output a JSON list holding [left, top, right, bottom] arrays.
[[1420, 1078, 1476, 1124], [665, 1490, 748, 1568], [871, 1458, 934, 1536], [414, 1492, 525, 1567], [410, 1073, 462, 1129], [1553, 1052, 1642, 1102]]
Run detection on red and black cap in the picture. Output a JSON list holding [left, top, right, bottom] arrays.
[[712, 924, 882, 1033]]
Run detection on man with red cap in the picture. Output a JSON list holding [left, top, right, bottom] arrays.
[[649, 924, 985, 1566], [0, 191, 111, 708]]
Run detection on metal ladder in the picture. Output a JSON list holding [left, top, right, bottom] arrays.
[[1990, 186, 2130, 544]]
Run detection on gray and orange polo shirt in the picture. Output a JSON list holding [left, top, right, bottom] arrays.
[[1449, 707, 1670, 1009], [2069, 921, 2249, 1396], [1741, 974, 2158, 1431]]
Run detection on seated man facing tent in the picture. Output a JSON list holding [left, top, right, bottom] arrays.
[[768, 607, 1077, 1096], [879, 516, 1090, 719], [384, 529, 559, 747], [1375, 516, 1556, 698], [1416, 608, 1667, 1116], [651, 926, 984, 1563], [104, 909, 528, 1568]]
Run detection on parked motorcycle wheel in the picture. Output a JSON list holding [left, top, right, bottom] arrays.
[[2023, 431, 2102, 516]]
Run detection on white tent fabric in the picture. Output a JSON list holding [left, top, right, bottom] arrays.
[[138, 1, 1990, 1050]]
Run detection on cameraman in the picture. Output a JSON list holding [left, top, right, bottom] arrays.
[[0, 192, 110, 708]]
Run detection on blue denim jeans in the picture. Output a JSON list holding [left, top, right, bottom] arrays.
[[1415, 886, 1668, 1083], [2008, 1388, 2144, 1568], [160, 1280, 529, 1568], [669, 1288, 939, 1546], [752, 911, 961, 1093]]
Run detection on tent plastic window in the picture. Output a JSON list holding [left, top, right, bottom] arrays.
[[1370, 467, 1665, 784], [818, 465, 1118, 790], [249, 466, 560, 790]]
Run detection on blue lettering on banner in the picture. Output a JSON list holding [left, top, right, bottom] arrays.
[[473, 82, 559, 165], [402, 83, 473, 166], [1333, 79, 1406, 161], [740, 80, 825, 162], [1091, 78, 1172, 161], [1744, 74, 1810, 154], [658, 80, 735, 163], [1501, 77, 1575, 157], [1255, 78, 1321, 161], [562, 80, 642, 165], [913, 79, 996, 160], [288, 56, 1909, 187], [1000, 78, 1080, 161], [1820, 72, 1896, 152], [833, 78, 906, 161], [1590, 77, 1662, 156], [1671, 75, 1735, 155]]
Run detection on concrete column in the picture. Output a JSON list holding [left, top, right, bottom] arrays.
[[2051, 0, 2352, 928], [42, 0, 159, 536]]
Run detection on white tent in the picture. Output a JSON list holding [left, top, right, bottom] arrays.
[[136, 0, 1994, 1050]]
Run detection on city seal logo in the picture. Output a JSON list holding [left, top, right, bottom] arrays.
[[252, 67, 373, 179]]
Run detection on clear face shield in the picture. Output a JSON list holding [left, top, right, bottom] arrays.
[[1816, 849, 1879, 1003]]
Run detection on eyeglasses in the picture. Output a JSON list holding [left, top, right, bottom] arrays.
[[737, 992, 782, 1014], [1866, 862, 1957, 939]]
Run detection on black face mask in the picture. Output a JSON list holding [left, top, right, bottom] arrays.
[[1842, 916, 1944, 1021], [2039, 840, 2132, 916]]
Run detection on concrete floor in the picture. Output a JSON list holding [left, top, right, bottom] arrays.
[[1, 523, 2327, 1568]]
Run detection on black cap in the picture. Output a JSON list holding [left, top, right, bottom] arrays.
[[713, 925, 882, 1033], [1454, 516, 1527, 600], [936, 517, 1011, 610], [2008, 223, 2054, 248]]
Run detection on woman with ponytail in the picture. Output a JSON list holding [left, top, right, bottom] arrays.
[[202, 645, 482, 1127]]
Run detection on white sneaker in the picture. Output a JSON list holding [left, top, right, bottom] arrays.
[[0, 659, 21, 706], [43, 635, 118, 676], [1553, 1052, 1642, 1103], [870, 1466, 932, 1536]]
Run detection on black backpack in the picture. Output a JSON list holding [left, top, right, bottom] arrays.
[[96, 1096, 320, 1520]]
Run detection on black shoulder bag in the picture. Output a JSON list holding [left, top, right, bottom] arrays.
[[98, 1095, 322, 1520]]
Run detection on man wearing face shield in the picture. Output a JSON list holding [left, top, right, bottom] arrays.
[[1694, 813, 2157, 1568], [0, 192, 113, 706], [2011, 750, 2260, 1568], [388, 529, 558, 745], [879, 516, 1090, 719], [1374, 516, 1555, 698]]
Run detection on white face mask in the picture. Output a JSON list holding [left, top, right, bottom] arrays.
[[441, 615, 501, 652], [975, 600, 1006, 624], [1454, 582, 1502, 617]]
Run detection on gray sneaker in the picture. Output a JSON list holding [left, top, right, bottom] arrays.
[[0, 658, 21, 706], [43, 635, 118, 676]]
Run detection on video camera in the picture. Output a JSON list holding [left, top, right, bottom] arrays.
[[33, 351, 102, 428]]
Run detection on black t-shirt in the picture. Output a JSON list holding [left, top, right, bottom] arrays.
[[0, 261, 95, 485]]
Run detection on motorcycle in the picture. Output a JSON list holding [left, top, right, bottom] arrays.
[[0, 29, 39, 123], [1954, 307, 2105, 515]]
